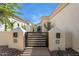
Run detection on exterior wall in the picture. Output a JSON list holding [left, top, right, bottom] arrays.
[[49, 3, 68, 19], [0, 17, 31, 32], [40, 16, 49, 32], [0, 32, 25, 51], [26, 24, 32, 32], [65, 32, 72, 48], [0, 24, 5, 31], [0, 32, 10, 45], [49, 29, 65, 51], [9, 18, 29, 29], [8, 32, 25, 51], [50, 3, 79, 52], [27, 25, 33, 32]]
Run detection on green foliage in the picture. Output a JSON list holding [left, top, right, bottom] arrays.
[[37, 26, 41, 32], [8, 21, 16, 30], [1, 16, 11, 31], [0, 3, 22, 31], [21, 25, 26, 30], [32, 24, 37, 32], [0, 3, 22, 17], [44, 22, 53, 31], [17, 23, 20, 27]]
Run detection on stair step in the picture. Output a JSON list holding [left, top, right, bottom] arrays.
[[23, 51, 32, 54], [20, 54, 31, 56]]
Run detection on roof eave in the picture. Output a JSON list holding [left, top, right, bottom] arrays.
[[49, 3, 69, 20]]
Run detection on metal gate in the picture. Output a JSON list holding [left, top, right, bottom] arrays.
[[25, 32, 48, 47]]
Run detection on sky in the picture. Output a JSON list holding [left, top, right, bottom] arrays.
[[16, 3, 58, 24]]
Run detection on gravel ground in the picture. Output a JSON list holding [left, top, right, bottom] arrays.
[[50, 48, 79, 56], [1, 46, 79, 56], [0, 46, 22, 56]]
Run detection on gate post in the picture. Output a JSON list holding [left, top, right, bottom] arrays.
[[46, 32, 48, 47]]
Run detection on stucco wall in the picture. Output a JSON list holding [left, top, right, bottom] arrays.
[[8, 32, 25, 51], [0, 32, 25, 51], [65, 31, 72, 48], [0, 32, 10, 45], [49, 29, 65, 51], [50, 3, 79, 52]]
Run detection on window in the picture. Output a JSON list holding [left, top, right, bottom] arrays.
[[56, 33, 61, 38], [13, 32, 18, 37], [56, 40, 60, 44]]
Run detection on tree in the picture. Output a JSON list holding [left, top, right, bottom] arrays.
[[0, 3, 22, 31], [9, 21, 16, 30], [37, 26, 41, 32], [17, 23, 20, 27], [21, 25, 26, 30], [32, 24, 38, 32], [44, 22, 53, 31]]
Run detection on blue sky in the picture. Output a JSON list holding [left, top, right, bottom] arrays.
[[16, 3, 58, 24]]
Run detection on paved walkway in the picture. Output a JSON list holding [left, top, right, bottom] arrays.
[[20, 47, 50, 56]]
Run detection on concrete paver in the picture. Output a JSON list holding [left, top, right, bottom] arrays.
[[20, 47, 50, 56]]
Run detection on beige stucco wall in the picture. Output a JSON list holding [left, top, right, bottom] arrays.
[[65, 32, 72, 48], [8, 32, 25, 51], [50, 3, 79, 52], [0, 32, 10, 45], [0, 32, 25, 51], [49, 29, 65, 51]]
